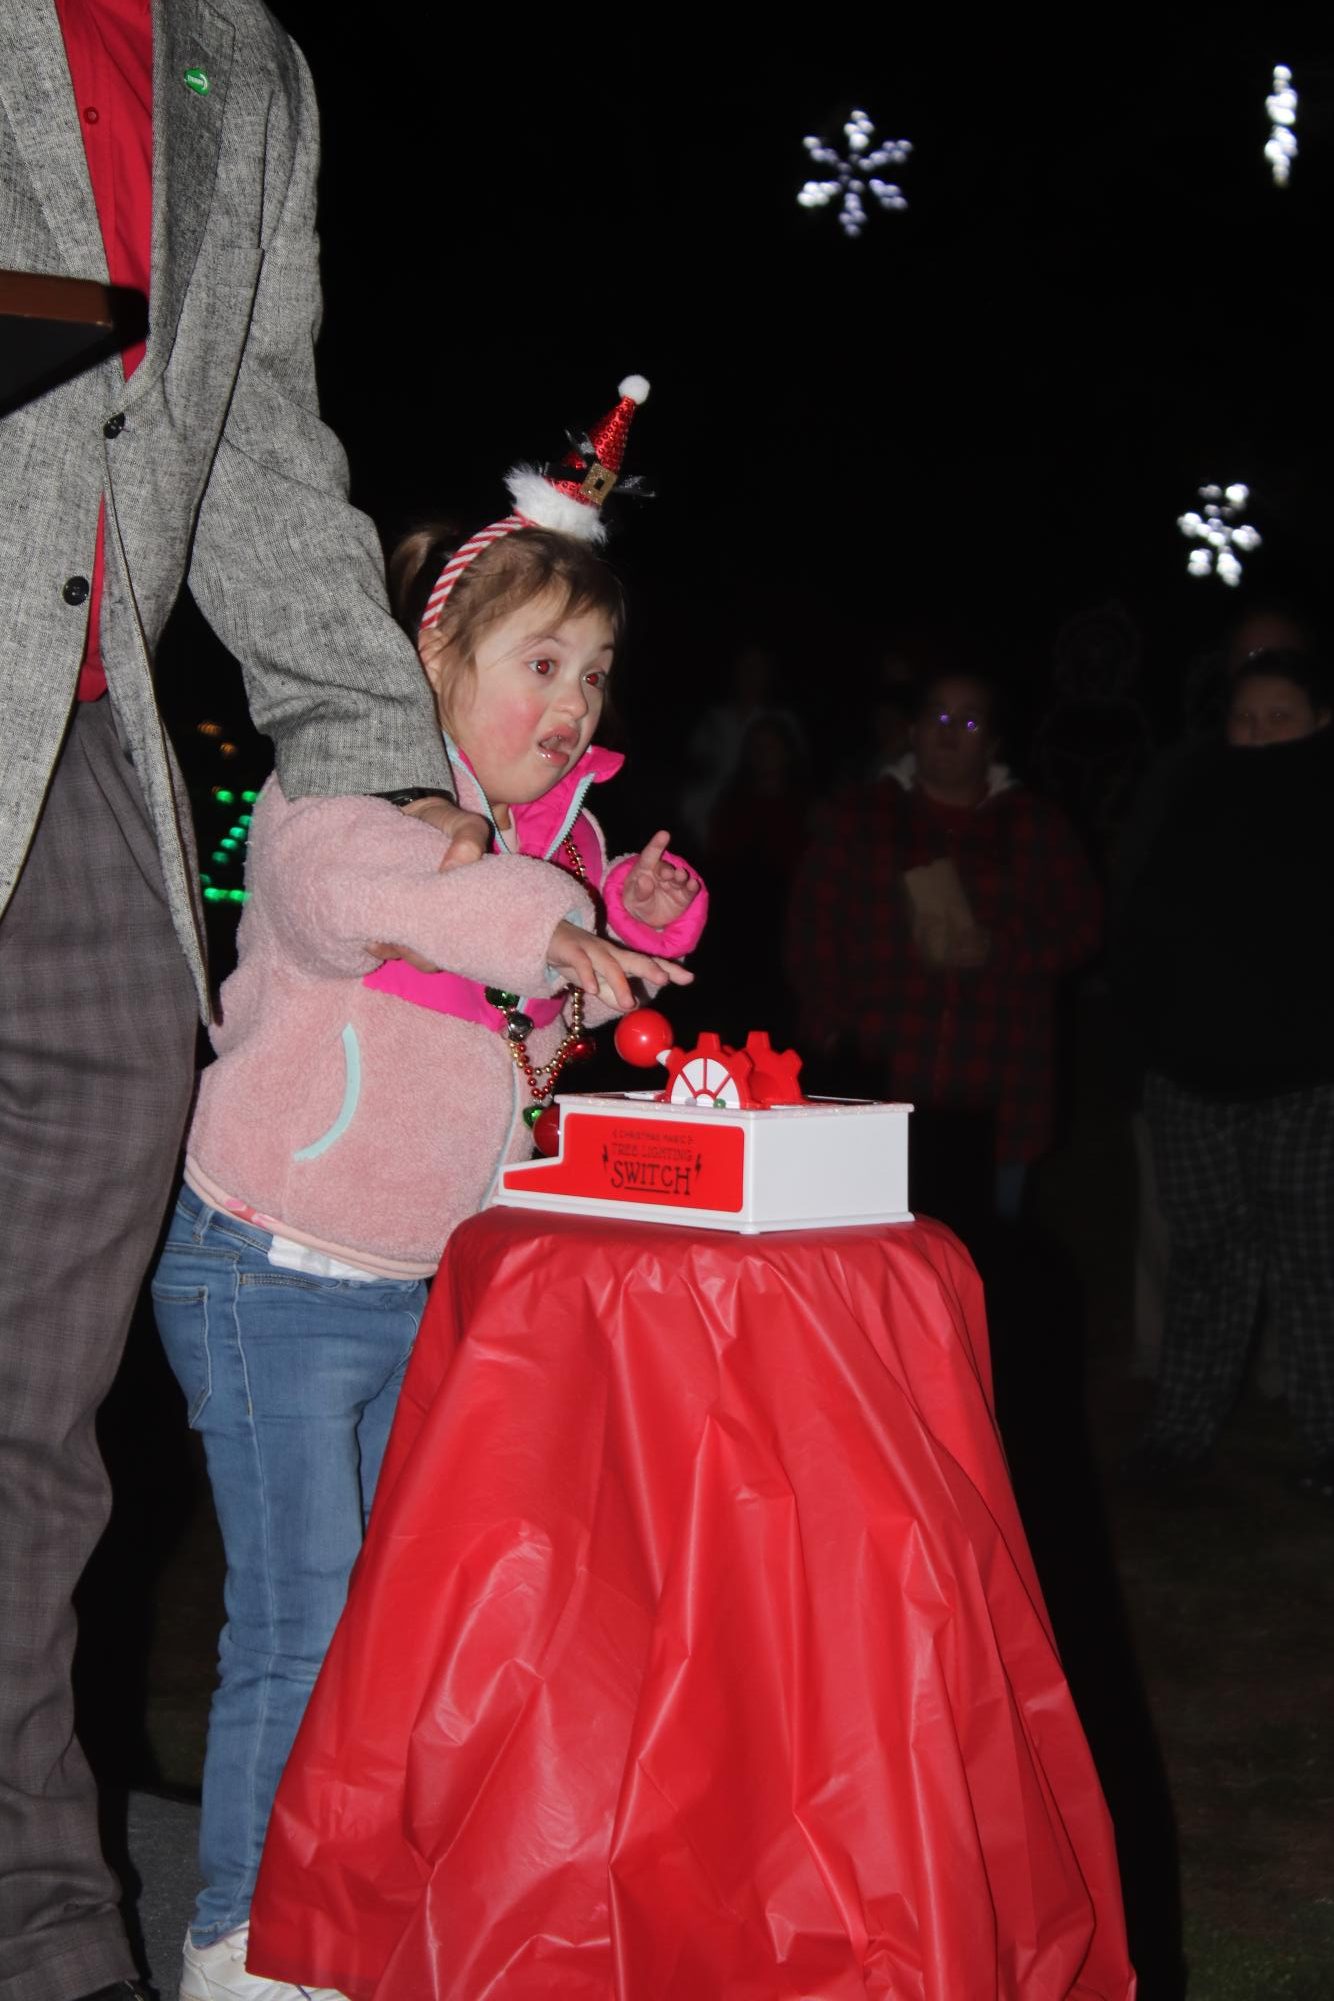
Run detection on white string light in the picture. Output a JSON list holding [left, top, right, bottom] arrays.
[[1265, 64, 1297, 186], [1178, 485, 1262, 588], [798, 110, 912, 238]]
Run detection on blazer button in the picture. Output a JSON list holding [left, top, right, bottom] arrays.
[[104, 412, 126, 438], [63, 576, 90, 605]]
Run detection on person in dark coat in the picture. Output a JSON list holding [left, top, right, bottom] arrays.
[[1115, 650, 1334, 1497]]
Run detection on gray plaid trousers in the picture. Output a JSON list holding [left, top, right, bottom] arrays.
[[0, 699, 196, 2001], [1142, 1071, 1334, 1462]]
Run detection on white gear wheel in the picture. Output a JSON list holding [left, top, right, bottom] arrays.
[[667, 1055, 745, 1109]]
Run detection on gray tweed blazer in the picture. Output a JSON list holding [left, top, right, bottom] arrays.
[[0, 0, 450, 1010]]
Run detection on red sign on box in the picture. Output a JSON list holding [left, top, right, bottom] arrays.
[[501, 1110, 745, 1212]]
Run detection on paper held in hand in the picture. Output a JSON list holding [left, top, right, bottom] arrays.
[[902, 858, 989, 968]]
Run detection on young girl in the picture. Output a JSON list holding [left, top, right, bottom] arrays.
[[153, 378, 705, 2001]]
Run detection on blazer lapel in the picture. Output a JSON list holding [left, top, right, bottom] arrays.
[[137, 0, 234, 393], [0, 1, 107, 282]]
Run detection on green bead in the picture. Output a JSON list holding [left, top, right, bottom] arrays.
[[485, 987, 520, 1011], [522, 1103, 544, 1129], [183, 66, 210, 95]]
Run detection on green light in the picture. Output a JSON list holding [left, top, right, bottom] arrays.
[[200, 874, 212, 886], [229, 888, 248, 902], [214, 788, 235, 804], [211, 849, 229, 863], [239, 814, 253, 827], [242, 790, 258, 803], [204, 887, 223, 902], [220, 838, 237, 850], [228, 825, 247, 839]]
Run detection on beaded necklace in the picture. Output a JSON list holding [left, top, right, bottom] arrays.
[[484, 835, 596, 1125]]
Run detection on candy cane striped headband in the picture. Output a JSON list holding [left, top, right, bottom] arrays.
[[417, 376, 649, 635], [418, 515, 527, 632]]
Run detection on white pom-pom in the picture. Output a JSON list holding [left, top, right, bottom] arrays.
[[618, 374, 650, 404], [504, 467, 607, 543]]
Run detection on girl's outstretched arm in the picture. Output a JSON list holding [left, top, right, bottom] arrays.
[[249, 782, 591, 999]]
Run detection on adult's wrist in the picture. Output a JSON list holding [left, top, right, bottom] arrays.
[[373, 787, 456, 809]]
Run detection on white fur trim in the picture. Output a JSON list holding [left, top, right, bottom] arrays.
[[618, 374, 650, 404], [883, 751, 1017, 798], [504, 467, 608, 543]]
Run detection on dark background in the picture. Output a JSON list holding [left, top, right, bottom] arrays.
[[94, 29, 1334, 1996], [169, 13, 1334, 814]]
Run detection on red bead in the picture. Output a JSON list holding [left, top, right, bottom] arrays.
[[613, 1008, 673, 1068], [567, 1036, 597, 1064], [533, 1106, 561, 1156]]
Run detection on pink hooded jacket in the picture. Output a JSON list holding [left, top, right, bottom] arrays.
[[185, 745, 706, 1273]]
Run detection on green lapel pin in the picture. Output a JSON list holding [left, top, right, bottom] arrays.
[[183, 66, 210, 96]]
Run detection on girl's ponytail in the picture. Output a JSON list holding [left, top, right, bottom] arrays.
[[388, 522, 463, 637]]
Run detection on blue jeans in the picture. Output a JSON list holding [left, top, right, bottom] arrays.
[[152, 1186, 428, 1945]]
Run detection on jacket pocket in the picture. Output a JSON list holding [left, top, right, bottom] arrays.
[[151, 1282, 211, 1425], [292, 1022, 362, 1163]]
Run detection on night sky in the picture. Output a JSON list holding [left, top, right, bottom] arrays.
[[180, 13, 1334, 779]]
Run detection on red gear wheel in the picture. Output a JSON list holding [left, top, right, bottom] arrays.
[[741, 1031, 807, 1108]]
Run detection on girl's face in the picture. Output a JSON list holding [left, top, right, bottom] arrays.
[[1225, 673, 1330, 747], [421, 588, 614, 818]]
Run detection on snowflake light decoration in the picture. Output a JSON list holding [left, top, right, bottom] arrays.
[[1265, 64, 1297, 186], [797, 110, 912, 238], [1178, 485, 1262, 588]]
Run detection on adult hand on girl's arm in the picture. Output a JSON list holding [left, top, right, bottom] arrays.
[[397, 796, 491, 870], [547, 920, 694, 1015]]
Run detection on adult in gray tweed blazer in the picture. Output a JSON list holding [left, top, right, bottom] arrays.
[[1, 6, 465, 1998]]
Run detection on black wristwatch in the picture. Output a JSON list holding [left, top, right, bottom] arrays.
[[374, 787, 456, 809]]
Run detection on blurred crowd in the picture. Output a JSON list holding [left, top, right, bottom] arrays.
[[665, 600, 1334, 1502]]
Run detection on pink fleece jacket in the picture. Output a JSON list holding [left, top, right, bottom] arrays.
[[185, 746, 706, 1271]]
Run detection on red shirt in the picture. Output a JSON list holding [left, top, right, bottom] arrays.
[[55, 0, 154, 701], [786, 775, 1101, 1165]]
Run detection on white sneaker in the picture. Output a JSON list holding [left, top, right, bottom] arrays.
[[180, 1924, 350, 2001]]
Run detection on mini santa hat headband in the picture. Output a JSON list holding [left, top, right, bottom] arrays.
[[418, 374, 650, 633]]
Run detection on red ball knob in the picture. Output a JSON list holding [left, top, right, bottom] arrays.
[[533, 1105, 562, 1157], [614, 1008, 673, 1069]]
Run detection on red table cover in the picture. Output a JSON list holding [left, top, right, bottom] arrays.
[[250, 1208, 1134, 2000]]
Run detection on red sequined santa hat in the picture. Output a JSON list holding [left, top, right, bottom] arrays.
[[419, 374, 650, 632]]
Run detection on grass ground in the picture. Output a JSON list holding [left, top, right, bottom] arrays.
[[1030, 1001, 1334, 1999]]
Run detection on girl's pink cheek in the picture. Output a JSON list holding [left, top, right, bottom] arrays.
[[473, 693, 547, 761]]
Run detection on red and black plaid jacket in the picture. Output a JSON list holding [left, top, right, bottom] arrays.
[[786, 770, 1101, 1164]]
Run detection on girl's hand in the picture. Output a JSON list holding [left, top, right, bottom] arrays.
[[548, 919, 694, 1014], [620, 831, 699, 930], [369, 942, 438, 971]]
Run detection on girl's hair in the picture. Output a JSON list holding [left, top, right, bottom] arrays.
[[1231, 646, 1333, 715], [389, 520, 626, 662]]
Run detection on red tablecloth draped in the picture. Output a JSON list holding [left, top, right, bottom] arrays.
[[250, 1208, 1133, 2001]]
